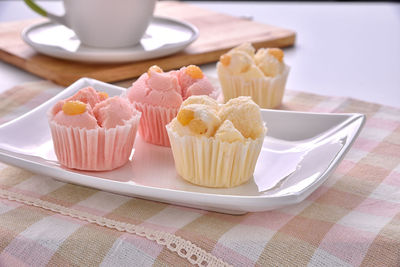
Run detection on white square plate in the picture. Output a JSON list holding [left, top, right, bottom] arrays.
[[0, 78, 365, 214]]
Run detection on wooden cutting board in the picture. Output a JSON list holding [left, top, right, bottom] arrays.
[[0, 1, 296, 86]]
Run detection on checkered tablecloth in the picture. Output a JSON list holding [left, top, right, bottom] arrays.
[[0, 79, 399, 266]]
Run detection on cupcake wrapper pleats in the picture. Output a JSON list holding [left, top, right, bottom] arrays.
[[167, 125, 264, 188], [218, 64, 290, 109], [134, 102, 178, 147], [49, 114, 140, 171]]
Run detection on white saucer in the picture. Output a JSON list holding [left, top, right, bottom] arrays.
[[22, 17, 199, 64]]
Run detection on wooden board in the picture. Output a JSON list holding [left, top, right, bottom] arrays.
[[0, 1, 296, 86]]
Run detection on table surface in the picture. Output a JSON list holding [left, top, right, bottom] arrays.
[[0, 1, 399, 107]]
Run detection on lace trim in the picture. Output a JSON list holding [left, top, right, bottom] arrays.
[[0, 188, 231, 267]]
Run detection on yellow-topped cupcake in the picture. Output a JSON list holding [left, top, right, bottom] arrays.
[[217, 43, 289, 109], [166, 95, 266, 188]]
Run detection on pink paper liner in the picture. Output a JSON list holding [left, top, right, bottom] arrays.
[[49, 114, 140, 171], [133, 102, 178, 147]]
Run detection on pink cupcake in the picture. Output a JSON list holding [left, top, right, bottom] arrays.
[[48, 87, 141, 171], [127, 65, 218, 147]]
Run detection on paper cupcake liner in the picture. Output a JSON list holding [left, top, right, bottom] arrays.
[[134, 102, 178, 147], [166, 125, 264, 188], [49, 114, 140, 171], [217, 64, 290, 109]]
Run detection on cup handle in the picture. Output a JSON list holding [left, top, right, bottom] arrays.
[[24, 0, 68, 26]]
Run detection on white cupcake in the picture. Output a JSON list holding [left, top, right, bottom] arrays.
[[166, 95, 266, 188], [217, 43, 289, 109]]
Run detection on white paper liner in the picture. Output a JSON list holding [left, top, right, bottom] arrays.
[[134, 102, 178, 147], [217, 63, 290, 109], [49, 114, 141, 171], [166, 125, 265, 188]]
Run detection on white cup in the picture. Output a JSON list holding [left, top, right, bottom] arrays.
[[24, 0, 157, 48]]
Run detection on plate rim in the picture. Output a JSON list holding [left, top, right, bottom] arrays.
[[0, 78, 366, 213], [21, 16, 199, 63]]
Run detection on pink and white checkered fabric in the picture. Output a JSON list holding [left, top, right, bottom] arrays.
[[0, 80, 399, 266]]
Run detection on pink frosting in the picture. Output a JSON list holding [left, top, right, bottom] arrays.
[[66, 87, 102, 108], [177, 67, 216, 100], [185, 78, 216, 99], [52, 103, 99, 129], [51, 88, 138, 130], [128, 70, 183, 108], [93, 96, 136, 129], [51, 100, 65, 116]]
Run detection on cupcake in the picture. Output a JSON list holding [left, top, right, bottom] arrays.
[[127, 65, 218, 147], [166, 95, 266, 188], [217, 43, 289, 109], [48, 87, 141, 171]]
